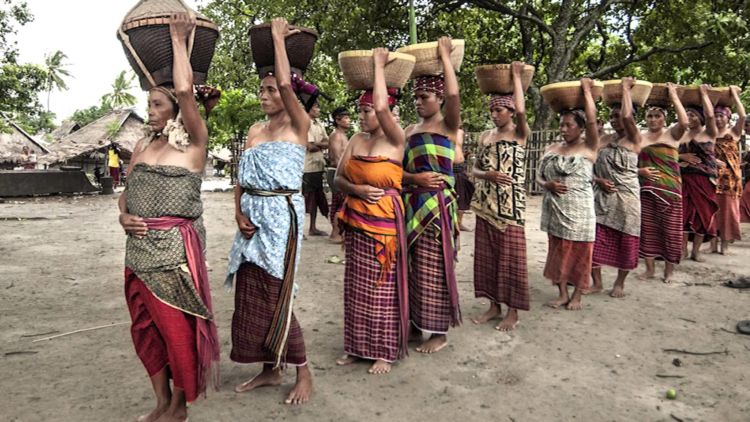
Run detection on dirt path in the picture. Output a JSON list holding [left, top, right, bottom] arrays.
[[2, 192, 749, 421]]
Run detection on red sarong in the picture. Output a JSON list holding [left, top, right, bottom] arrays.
[[543, 234, 592, 290], [682, 173, 718, 236], [592, 224, 639, 271], [715, 193, 742, 242], [740, 181, 750, 223], [473, 217, 529, 311]]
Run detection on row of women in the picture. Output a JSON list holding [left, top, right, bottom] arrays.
[[117, 15, 748, 422]]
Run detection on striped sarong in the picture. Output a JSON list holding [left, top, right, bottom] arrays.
[[543, 235, 593, 290], [639, 192, 683, 264], [230, 262, 307, 366], [473, 217, 529, 311], [592, 224, 639, 270]]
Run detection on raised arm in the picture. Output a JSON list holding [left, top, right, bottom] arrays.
[[730, 85, 746, 138], [581, 78, 599, 151], [668, 83, 688, 140], [373, 48, 405, 147], [620, 77, 641, 145], [511, 61, 530, 141], [271, 18, 310, 141], [438, 37, 461, 132], [700, 84, 717, 138], [169, 13, 208, 149]]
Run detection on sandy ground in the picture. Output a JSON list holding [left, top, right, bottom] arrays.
[[2, 190, 750, 422]]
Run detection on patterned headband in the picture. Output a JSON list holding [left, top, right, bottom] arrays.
[[489, 94, 514, 111], [357, 88, 399, 107], [413, 75, 445, 96]]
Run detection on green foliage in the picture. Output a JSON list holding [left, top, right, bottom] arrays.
[[207, 88, 264, 147], [71, 102, 113, 127], [102, 71, 137, 109], [43, 49, 71, 112]]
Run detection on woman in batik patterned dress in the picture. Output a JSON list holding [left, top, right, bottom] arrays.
[[470, 61, 530, 331]]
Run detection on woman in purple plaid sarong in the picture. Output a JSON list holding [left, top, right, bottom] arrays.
[[470, 61, 531, 331], [334, 48, 408, 375]]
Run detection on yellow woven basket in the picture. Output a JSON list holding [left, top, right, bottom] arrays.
[[474, 63, 535, 95], [540, 80, 604, 113], [679, 86, 721, 107], [601, 80, 653, 107], [338, 50, 415, 90], [396, 39, 464, 78]]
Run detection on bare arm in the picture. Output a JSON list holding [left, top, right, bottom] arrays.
[[731, 85, 746, 138], [701, 84, 717, 138], [373, 48, 406, 147], [169, 13, 208, 149], [581, 78, 600, 151], [669, 83, 688, 140], [511, 61, 530, 141], [334, 136, 357, 195], [620, 77, 641, 145], [438, 37, 461, 132], [271, 18, 310, 142]]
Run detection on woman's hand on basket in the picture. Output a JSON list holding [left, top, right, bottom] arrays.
[[356, 185, 385, 204], [119, 213, 147, 238], [169, 12, 196, 43], [437, 36, 453, 61], [236, 213, 257, 239], [373, 48, 390, 68], [271, 18, 300, 40]]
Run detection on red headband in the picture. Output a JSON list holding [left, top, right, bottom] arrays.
[[413, 75, 445, 96], [489, 94, 515, 111], [357, 88, 399, 107]]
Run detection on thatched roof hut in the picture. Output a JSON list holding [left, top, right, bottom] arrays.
[[51, 120, 81, 141], [40, 109, 145, 167], [0, 112, 51, 169]]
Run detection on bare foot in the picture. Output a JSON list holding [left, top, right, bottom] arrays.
[[368, 360, 391, 375], [308, 228, 327, 236], [136, 404, 169, 422], [662, 276, 673, 284], [234, 369, 282, 393], [285, 366, 313, 405], [690, 252, 705, 263], [154, 412, 188, 422], [335, 354, 359, 366], [637, 271, 655, 281], [566, 289, 583, 310], [610, 282, 625, 298], [545, 298, 568, 309], [328, 235, 344, 244], [495, 309, 519, 332], [582, 286, 603, 295], [415, 334, 448, 354], [471, 303, 502, 324]]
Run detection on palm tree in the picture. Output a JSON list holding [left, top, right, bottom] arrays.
[[44, 50, 72, 112], [101, 71, 137, 109]]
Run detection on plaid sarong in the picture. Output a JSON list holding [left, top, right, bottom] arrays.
[[343, 231, 402, 362], [230, 263, 307, 366], [592, 224, 639, 270], [473, 217, 529, 311], [639, 143, 682, 203]]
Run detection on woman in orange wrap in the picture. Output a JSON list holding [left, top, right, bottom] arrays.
[[334, 48, 408, 375]]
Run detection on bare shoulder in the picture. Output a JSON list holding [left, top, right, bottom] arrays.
[[404, 124, 417, 138]]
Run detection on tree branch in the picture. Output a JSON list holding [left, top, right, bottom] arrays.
[[440, 0, 556, 38], [589, 41, 713, 78]]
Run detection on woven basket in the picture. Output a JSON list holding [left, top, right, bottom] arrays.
[[338, 50, 415, 90], [540, 80, 604, 113], [679, 86, 721, 107], [117, 0, 220, 91], [248, 23, 318, 76], [474, 64, 534, 95], [601, 80, 653, 107], [646, 83, 685, 107], [713, 87, 733, 107], [396, 39, 464, 78]]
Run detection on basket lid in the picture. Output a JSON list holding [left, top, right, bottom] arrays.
[[539, 80, 604, 93], [121, 0, 211, 23]]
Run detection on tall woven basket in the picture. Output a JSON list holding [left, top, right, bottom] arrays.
[[396, 39, 464, 78], [248, 23, 318, 76], [338, 50, 415, 90], [474, 63, 535, 95], [540, 81, 604, 113], [117, 0, 220, 91]]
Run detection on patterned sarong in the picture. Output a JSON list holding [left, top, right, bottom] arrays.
[[338, 156, 409, 358], [124, 163, 220, 402], [226, 141, 306, 368], [716, 194, 742, 241], [403, 132, 460, 328], [680, 141, 718, 237], [453, 162, 475, 211], [471, 140, 528, 310], [473, 218, 529, 310], [230, 263, 307, 366], [543, 235, 592, 290], [638, 143, 683, 263], [539, 152, 596, 242], [714, 135, 742, 241], [592, 224, 639, 270]]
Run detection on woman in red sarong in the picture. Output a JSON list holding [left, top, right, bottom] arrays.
[[678, 85, 719, 262], [118, 13, 220, 422]]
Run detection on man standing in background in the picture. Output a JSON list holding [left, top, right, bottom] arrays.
[[303, 100, 330, 236]]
